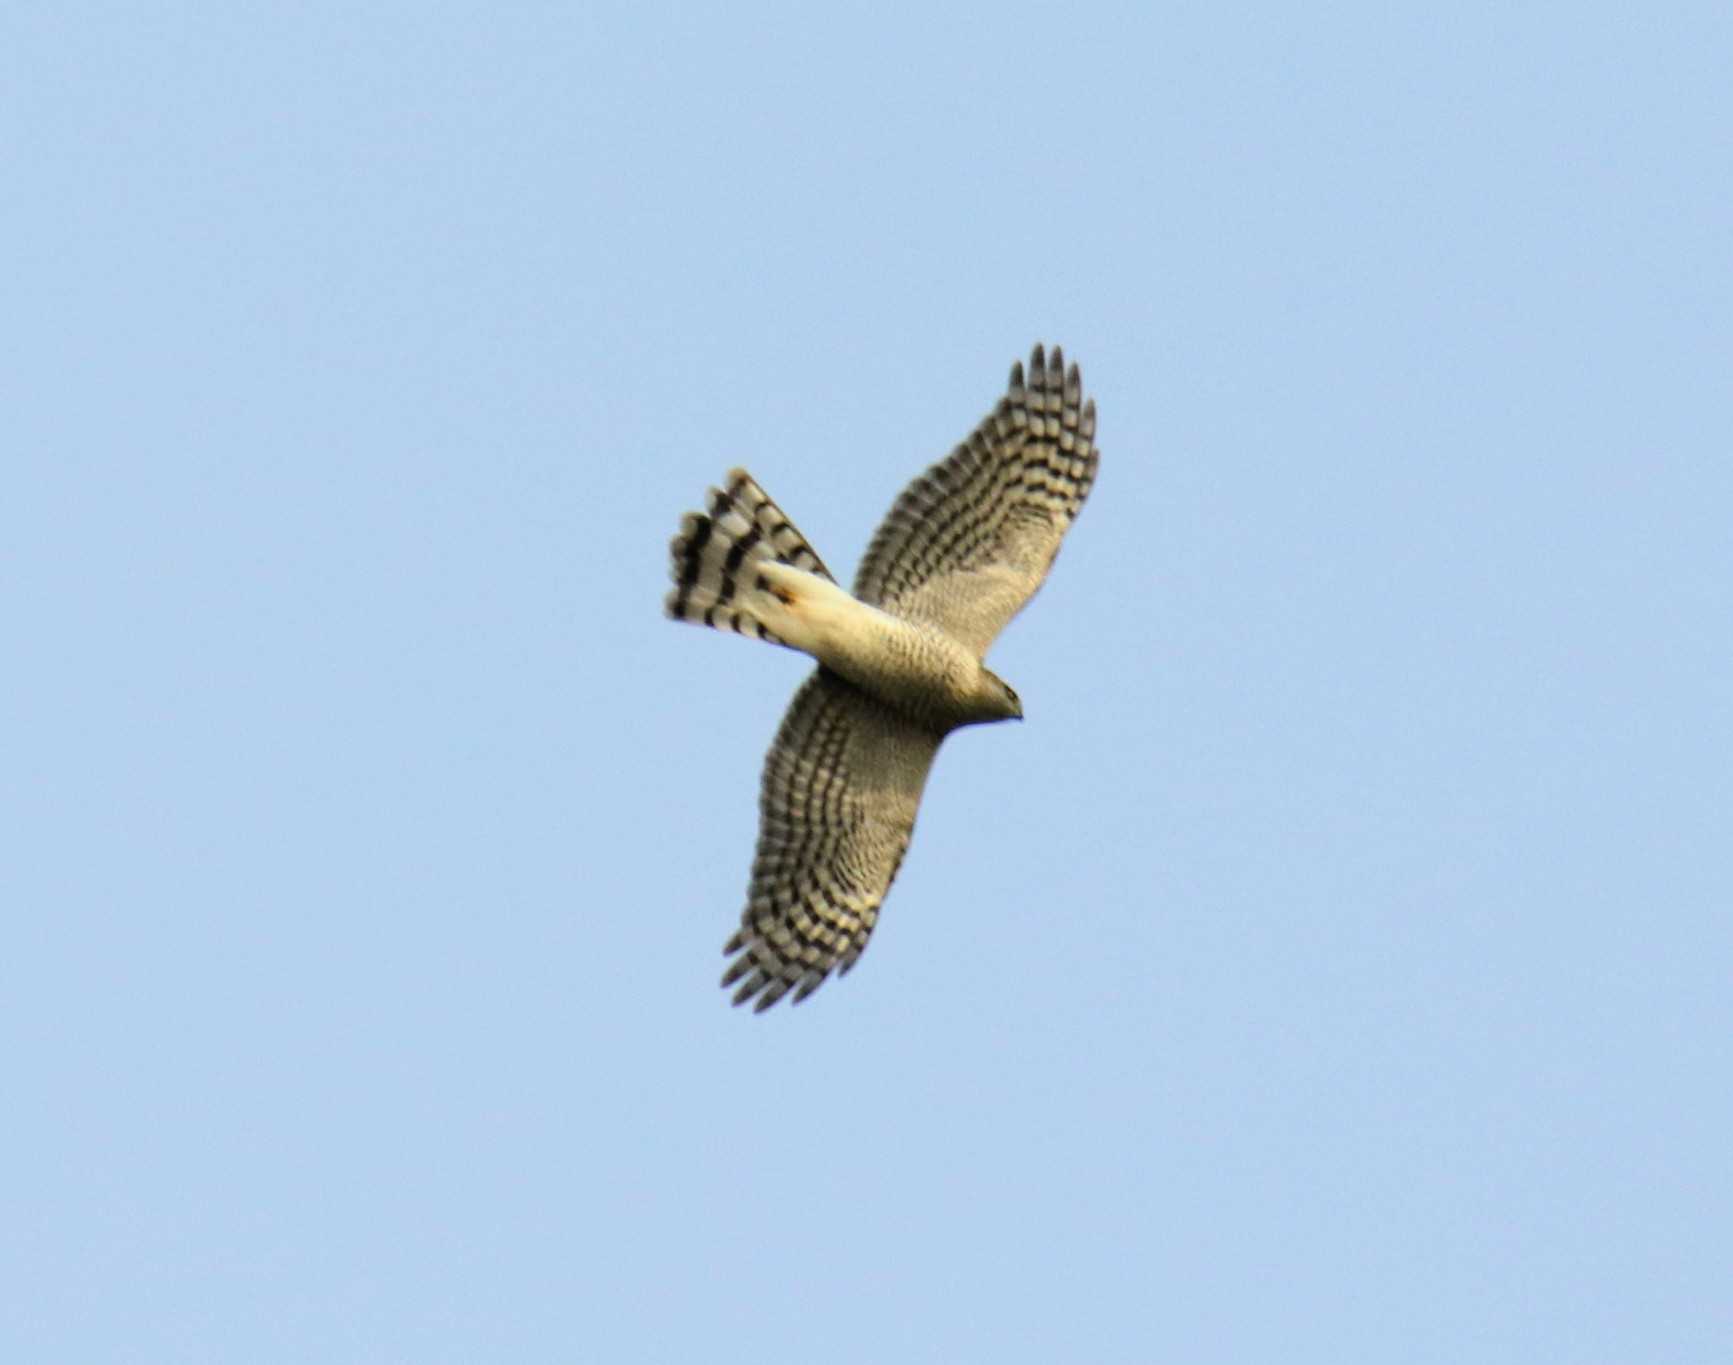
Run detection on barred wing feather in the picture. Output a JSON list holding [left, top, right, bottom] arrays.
[[721, 669, 942, 1011], [852, 345, 1098, 656]]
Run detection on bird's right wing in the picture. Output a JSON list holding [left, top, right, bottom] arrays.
[[721, 668, 942, 1011], [851, 345, 1098, 657]]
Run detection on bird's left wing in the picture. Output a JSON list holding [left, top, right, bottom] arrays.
[[722, 668, 942, 1011]]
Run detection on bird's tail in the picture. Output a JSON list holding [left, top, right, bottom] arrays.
[[665, 469, 836, 644]]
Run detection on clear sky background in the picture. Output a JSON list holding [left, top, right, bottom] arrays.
[[6, 4, 1729, 1362]]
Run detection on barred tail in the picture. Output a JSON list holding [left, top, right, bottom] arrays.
[[665, 469, 835, 643]]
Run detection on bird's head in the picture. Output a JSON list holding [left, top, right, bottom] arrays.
[[977, 667, 1023, 723]]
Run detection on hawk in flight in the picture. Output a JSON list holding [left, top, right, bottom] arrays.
[[666, 345, 1099, 1010]]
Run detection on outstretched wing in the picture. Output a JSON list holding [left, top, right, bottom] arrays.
[[852, 344, 1099, 656], [721, 669, 942, 1011]]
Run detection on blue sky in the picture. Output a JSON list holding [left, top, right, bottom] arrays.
[[6, 4, 1729, 1361]]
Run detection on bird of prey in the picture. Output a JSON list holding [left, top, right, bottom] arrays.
[[666, 345, 1099, 1010]]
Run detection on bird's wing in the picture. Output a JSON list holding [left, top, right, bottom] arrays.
[[851, 344, 1099, 657], [722, 668, 942, 1011]]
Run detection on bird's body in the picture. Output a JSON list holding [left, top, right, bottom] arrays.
[[665, 345, 1098, 1009], [693, 555, 1014, 730]]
